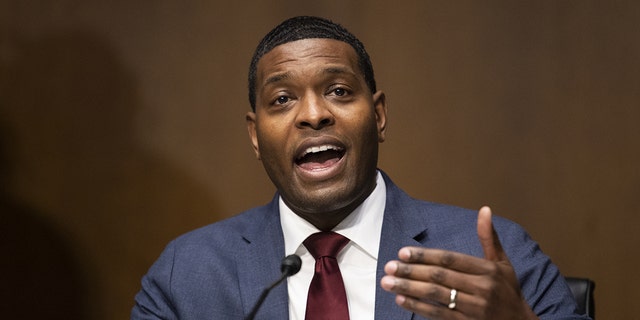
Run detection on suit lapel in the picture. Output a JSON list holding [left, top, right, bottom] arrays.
[[237, 196, 290, 319], [375, 173, 431, 320], [235, 175, 431, 320]]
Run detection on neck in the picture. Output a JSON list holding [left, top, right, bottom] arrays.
[[288, 179, 378, 231]]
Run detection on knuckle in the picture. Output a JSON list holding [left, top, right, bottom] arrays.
[[408, 283, 442, 302], [412, 249, 425, 262], [425, 284, 440, 299], [395, 279, 410, 291], [477, 278, 498, 296], [398, 263, 412, 277], [485, 262, 499, 275], [430, 268, 447, 283], [476, 296, 489, 309], [440, 252, 456, 266], [402, 296, 416, 308]]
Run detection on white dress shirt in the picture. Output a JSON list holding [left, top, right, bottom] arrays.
[[280, 171, 386, 320]]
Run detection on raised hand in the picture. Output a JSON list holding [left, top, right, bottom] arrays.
[[380, 206, 538, 319]]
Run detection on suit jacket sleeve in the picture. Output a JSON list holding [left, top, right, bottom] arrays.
[[496, 218, 587, 319], [131, 240, 179, 320], [131, 200, 286, 320]]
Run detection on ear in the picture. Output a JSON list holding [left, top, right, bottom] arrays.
[[246, 111, 261, 160], [373, 90, 388, 142]]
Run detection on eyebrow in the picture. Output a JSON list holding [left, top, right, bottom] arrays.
[[263, 66, 356, 87], [264, 72, 291, 87], [322, 66, 355, 77]]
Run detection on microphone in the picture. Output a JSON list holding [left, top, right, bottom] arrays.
[[245, 254, 302, 320]]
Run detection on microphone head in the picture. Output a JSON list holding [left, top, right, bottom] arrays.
[[280, 254, 302, 276]]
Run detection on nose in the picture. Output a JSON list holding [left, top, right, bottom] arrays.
[[295, 94, 335, 130]]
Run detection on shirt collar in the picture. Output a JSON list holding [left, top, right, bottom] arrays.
[[280, 171, 386, 260]]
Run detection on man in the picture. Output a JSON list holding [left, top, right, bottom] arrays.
[[132, 16, 588, 319]]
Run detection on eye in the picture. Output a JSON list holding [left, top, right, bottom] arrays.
[[333, 88, 347, 96], [326, 86, 354, 103], [328, 87, 351, 97], [275, 95, 290, 105]]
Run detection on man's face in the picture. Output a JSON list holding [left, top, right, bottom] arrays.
[[246, 38, 387, 230]]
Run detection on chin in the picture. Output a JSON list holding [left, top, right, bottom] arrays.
[[301, 189, 362, 213]]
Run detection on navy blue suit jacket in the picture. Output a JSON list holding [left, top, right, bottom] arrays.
[[132, 173, 588, 319]]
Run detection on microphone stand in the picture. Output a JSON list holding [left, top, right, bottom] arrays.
[[244, 255, 302, 320]]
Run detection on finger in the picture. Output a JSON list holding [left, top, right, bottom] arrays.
[[396, 247, 495, 275], [384, 259, 481, 294], [381, 275, 454, 308], [477, 206, 507, 261], [395, 294, 463, 320], [382, 276, 481, 318]]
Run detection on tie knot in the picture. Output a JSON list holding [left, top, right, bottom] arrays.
[[303, 231, 350, 259]]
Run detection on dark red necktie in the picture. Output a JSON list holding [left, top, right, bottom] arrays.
[[304, 231, 350, 320]]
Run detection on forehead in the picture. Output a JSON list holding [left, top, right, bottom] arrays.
[[256, 38, 360, 82]]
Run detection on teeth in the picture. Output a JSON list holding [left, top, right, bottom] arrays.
[[302, 145, 341, 157]]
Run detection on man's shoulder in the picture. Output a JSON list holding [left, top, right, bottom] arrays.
[[382, 173, 528, 245], [384, 175, 521, 227], [168, 201, 277, 251]]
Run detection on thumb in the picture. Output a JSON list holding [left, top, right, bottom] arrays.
[[477, 206, 507, 261]]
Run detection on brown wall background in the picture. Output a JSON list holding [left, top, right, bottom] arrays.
[[1, 1, 638, 319]]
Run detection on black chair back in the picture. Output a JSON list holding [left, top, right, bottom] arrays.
[[565, 277, 595, 319]]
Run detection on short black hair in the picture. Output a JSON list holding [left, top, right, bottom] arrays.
[[248, 16, 377, 111]]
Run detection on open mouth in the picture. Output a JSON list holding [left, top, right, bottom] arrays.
[[295, 145, 345, 171]]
